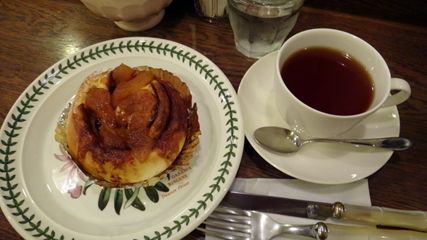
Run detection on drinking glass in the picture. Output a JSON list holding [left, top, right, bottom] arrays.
[[227, 0, 304, 58]]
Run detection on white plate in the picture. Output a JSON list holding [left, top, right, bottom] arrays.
[[238, 51, 399, 184], [0, 37, 244, 240]]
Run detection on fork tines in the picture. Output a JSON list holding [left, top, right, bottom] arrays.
[[197, 207, 252, 240]]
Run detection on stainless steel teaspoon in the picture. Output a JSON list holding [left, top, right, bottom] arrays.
[[254, 126, 412, 153]]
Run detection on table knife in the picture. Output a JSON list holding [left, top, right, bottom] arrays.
[[222, 191, 427, 232]]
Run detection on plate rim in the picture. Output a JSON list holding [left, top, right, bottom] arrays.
[[0, 37, 244, 240]]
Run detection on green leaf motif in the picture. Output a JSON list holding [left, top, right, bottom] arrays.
[[1, 139, 16, 147], [102, 44, 109, 56], [118, 42, 124, 54], [144, 186, 159, 203], [126, 40, 133, 52], [98, 187, 111, 211], [156, 43, 162, 54], [209, 184, 220, 192], [27, 220, 41, 231], [189, 208, 199, 218], [203, 193, 213, 202], [89, 49, 96, 60], [33, 226, 50, 237], [173, 220, 182, 232], [225, 109, 237, 116], [124, 186, 139, 209], [223, 151, 236, 158], [7, 122, 19, 130], [226, 143, 238, 149], [114, 189, 124, 215], [218, 168, 229, 175], [82, 181, 94, 195], [18, 213, 35, 224], [67, 59, 76, 70], [214, 176, 225, 184], [197, 200, 207, 210], [124, 188, 145, 211], [14, 207, 29, 216], [181, 215, 190, 226], [155, 231, 161, 240], [95, 47, 102, 58], [226, 126, 239, 133], [220, 161, 232, 167], [81, 52, 89, 63], [163, 226, 172, 238], [5, 130, 19, 138], [154, 182, 169, 192]]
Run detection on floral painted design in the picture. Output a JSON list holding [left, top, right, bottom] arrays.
[[54, 145, 86, 198]]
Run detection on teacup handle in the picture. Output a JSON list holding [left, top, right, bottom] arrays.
[[382, 78, 411, 108]]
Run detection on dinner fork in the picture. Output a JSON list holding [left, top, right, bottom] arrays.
[[197, 207, 427, 240]]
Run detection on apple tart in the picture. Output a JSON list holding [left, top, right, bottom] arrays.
[[58, 64, 200, 187]]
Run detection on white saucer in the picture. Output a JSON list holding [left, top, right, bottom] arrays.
[[238, 51, 400, 184]]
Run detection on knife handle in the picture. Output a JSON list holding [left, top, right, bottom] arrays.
[[334, 202, 427, 232], [326, 223, 427, 240]]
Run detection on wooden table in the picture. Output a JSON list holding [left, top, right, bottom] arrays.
[[1, 1, 426, 239]]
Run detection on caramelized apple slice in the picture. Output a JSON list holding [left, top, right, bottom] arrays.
[[85, 87, 116, 129], [149, 80, 170, 139], [111, 70, 155, 108], [111, 63, 135, 87]]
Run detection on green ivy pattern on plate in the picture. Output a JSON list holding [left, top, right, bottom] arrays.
[[93, 182, 170, 215], [0, 39, 240, 240]]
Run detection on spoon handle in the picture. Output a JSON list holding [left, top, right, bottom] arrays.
[[312, 137, 412, 150]]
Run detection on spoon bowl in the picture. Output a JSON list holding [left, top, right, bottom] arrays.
[[254, 127, 412, 153]]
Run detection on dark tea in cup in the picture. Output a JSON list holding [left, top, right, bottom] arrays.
[[280, 47, 374, 115], [274, 29, 410, 137]]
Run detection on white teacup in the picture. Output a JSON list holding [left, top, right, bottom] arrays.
[[274, 28, 411, 138]]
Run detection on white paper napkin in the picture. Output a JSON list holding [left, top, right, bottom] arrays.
[[206, 178, 371, 240]]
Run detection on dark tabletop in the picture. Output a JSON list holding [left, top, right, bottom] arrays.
[[0, 0, 426, 239]]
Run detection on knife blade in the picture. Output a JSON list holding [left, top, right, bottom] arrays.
[[222, 191, 335, 220], [222, 191, 427, 232]]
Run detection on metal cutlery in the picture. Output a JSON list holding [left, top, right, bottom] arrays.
[[198, 207, 427, 240], [254, 126, 412, 153], [222, 191, 427, 232]]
